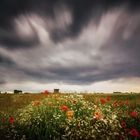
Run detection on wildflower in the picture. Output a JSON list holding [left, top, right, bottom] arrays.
[[32, 101, 41, 106], [61, 105, 69, 111], [43, 90, 49, 95], [130, 128, 140, 137], [120, 121, 126, 128], [9, 116, 14, 124], [113, 101, 118, 107], [119, 101, 124, 106], [94, 112, 102, 120], [125, 100, 129, 105], [130, 111, 138, 118], [66, 110, 74, 119], [106, 96, 111, 102], [94, 105, 98, 109], [112, 114, 117, 119], [100, 98, 106, 104], [73, 100, 77, 104]]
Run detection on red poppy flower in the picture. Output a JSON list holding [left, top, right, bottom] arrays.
[[121, 121, 126, 128], [106, 96, 111, 102], [130, 111, 138, 118], [9, 117, 14, 124], [130, 128, 140, 137], [100, 98, 106, 104], [119, 101, 124, 106], [113, 101, 118, 107], [43, 90, 49, 94], [125, 100, 129, 105], [61, 105, 69, 111]]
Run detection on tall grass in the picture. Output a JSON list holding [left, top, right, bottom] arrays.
[[0, 93, 140, 114], [0, 94, 47, 114]]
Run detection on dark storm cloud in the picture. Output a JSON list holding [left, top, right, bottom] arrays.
[[0, 0, 140, 47], [0, 54, 15, 85], [0, 28, 39, 49], [43, 0, 140, 41], [0, 54, 15, 66], [0, 0, 140, 88]]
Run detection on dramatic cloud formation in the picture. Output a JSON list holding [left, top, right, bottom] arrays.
[[0, 0, 140, 92]]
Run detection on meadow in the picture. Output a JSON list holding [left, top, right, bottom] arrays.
[[0, 93, 140, 140]]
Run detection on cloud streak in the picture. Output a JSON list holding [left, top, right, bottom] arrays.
[[0, 0, 140, 47]]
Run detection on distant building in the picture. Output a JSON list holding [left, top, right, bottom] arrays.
[[14, 90, 22, 94], [54, 89, 59, 93], [113, 91, 122, 94]]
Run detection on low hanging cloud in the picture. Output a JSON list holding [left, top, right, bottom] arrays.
[[0, 0, 140, 91]]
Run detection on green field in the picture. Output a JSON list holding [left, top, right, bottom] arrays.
[[0, 93, 140, 140]]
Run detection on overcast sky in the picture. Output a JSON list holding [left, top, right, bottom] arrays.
[[0, 0, 140, 92]]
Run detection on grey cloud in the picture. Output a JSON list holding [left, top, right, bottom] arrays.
[[0, 0, 140, 48], [0, 80, 6, 85], [0, 22, 40, 49], [0, 54, 15, 66], [0, 1, 140, 88]]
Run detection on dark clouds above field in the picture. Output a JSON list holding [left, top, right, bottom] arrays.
[[0, 0, 140, 92]]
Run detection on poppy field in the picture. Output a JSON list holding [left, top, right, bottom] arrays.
[[0, 93, 140, 140]]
